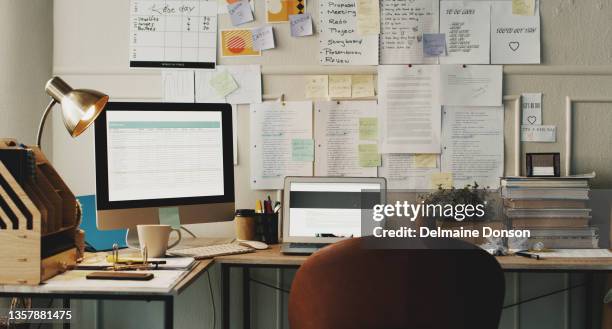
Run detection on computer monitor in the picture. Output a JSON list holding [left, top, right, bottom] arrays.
[[94, 102, 235, 231]]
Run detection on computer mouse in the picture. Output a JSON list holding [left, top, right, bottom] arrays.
[[238, 240, 269, 250]]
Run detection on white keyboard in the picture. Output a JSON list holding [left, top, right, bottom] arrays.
[[170, 243, 254, 259]]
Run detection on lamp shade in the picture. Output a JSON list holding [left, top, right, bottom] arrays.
[[45, 77, 108, 138]]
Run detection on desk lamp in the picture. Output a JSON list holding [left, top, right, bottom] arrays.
[[36, 76, 109, 147]]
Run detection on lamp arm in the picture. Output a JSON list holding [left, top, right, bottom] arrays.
[[36, 99, 57, 148]]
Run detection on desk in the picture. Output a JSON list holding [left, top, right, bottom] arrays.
[[215, 245, 612, 329], [0, 259, 213, 329]]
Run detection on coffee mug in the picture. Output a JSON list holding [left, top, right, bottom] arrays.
[[127, 224, 182, 258]]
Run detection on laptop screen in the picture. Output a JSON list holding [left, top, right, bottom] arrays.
[[288, 182, 382, 238]]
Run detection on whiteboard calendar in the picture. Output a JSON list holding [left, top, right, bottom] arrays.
[[130, 0, 218, 69]]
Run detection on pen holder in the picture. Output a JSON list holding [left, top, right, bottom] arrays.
[[254, 213, 278, 244]]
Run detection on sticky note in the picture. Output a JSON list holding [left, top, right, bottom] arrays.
[[228, 0, 254, 26], [359, 117, 378, 141], [414, 154, 437, 168], [329, 75, 352, 98], [356, 0, 380, 35], [159, 207, 181, 229], [292, 139, 314, 162], [209, 70, 239, 97], [305, 75, 329, 99], [423, 33, 447, 57], [431, 172, 453, 189], [358, 144, 381, 167], [512, 0, 535, 16], [252, 26, 275, 51], [351, 75, 375, 98], [290, 13, 313, 37]]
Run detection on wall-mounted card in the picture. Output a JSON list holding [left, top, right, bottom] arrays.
[[252, 26, 275, 51], [521, 93, 542, 125], [289, 13, 313, 37], [521, 125, 556, 142], [228, 0, 254, 26], [351, 75, 375, 98], [266, 0, 305, 23], [423, 33, 446, 57], [221, 29, 261, 57], [305, 75, 329, 99], [491, 1, 540, 64], [328, 75, 352, 98]]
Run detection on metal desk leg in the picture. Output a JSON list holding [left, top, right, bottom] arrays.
[[164, 297, 174, 329], [222, 264, 231, 329], [63, 298, 70, 329], [243, 267, 250, 329], [586, 273, 593, 329]]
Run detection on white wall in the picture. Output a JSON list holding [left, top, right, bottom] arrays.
[[50, 0, 612, 328]]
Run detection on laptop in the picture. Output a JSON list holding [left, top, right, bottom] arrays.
[[281, 177, 386, 254]]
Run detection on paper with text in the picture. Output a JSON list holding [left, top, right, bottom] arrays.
[[440, 1, 490, 64], [319, 0, 378, 65], [521, 125, 556, 142], [521, 93, 542, 125], [356, 0, 380, 35], [162, 70, 195, 102], [329, 75, 352, 98], [290, 13, 313, 37], [252, 26, 276, 51], [228, 0, 254, 26], [379, 65, 441, 153], [379, 0, 439, 65], [441, 106, 504, 189], [378, 154, 440, 190], [351, 75, 375, 98], [250, 101, 313, 190], [314, 101, 378, 177], [491, 1, 540, 64], [440, 65, 503, 107], [305, 75, 329, 99], [195, 65, 262, 104]]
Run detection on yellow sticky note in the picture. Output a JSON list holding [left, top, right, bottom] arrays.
[[414, 154, 437, 168], [305, 75, 329, 99], [351, 75, 375, 98], [512, 0, 535, 16], [359, 117, 378, 141], [209, 70, 239, 97], [430, 172, 453, 189], [358, 144, 381, 167], [356, 0, 380, 35], [328, 75, 352, 98]]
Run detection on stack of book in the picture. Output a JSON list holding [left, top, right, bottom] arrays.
[[501, 174, 598, 249]]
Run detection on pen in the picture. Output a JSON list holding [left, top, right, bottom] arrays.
[[515, 251, 540, 260], [255, 200, 263, 214]]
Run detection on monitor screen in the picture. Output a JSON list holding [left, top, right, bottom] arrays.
[[288, 182, 382, 238]]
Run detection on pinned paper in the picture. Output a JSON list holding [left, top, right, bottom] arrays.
[[221, 29, 261, 57], [358, 144, 381, 167], [414, 154, 437, 168], [210, 70, 239, 97], [252, 26, 275, 51], [290, 13, 313, 37], [423, 33, 446, 57], [356, 0, 380, 35], [351, 75, 375, 98], [159, 207, 181, 229], [430, 172, 453, 189], [359, 117, 378, 140], [491, 1, 540, 64], [329, 75, 352, 98], [228, 0, 254, 26], [162, 70, 195, 103], [305, 75, 329, 99], [292, 139, 314, 162], [521, 125, 556, 142], [521, 93, 542, 125], [512, 0, 535, 16], [266, 0, 305, 23]]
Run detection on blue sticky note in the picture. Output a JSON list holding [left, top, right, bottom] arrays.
[[423, 33, 446, 57], [77, 195, 127, 251]]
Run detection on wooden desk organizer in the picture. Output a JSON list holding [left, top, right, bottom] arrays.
[[0, 139, 79, 284]]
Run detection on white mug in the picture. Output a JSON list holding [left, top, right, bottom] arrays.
[[128, 224, 182, 258]]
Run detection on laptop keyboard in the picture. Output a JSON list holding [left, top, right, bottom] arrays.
[[289, 243, 329, 249]]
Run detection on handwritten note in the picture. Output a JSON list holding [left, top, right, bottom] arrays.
[[521, 125, 556, 142], [440, 1, 490, 64], [521, 93, 542, 125], [209, 70, 238, 97], [292, 139, 314, 162], [329, 75, 352, 98], [252, 26, 275, 51], [290, 13, 313, 37], [414, 154, 438, 168], [351, 75, 375, 98], [305, 75, 329, 99], [359, 117, 378, 140], [358, 144, 381, 167], [356, 0, 380, 35], [423, 33, 446, 57], [512, 0, 535, 16], [491, 1, 540, 64], [319, 0, 378, 65], [228, 0, 254, 26], [380, 0, 439, 64], [430, 172, 453, 189]]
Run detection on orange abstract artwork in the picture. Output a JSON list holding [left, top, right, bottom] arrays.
[[266, 0, 305, 23], [221, 29, 261, 57]]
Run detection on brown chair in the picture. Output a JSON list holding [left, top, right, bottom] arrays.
[[289, 236, 505, 329]]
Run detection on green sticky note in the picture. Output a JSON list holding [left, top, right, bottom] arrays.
[[159, 207, 181, 229], [359, 117, 378, 140], [358, 144, 381, 167], [209, 70, 238, 97], [292, 139, 314, 162]]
